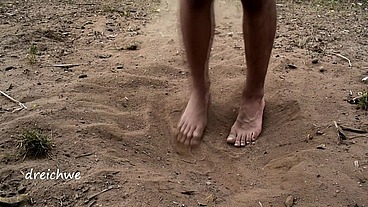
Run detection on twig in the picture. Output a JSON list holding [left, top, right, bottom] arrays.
[[258, 201, 264, 207], [76, 152, 94, 158], [159, 32, 170, 38], [87, 200, 96, 207], [76, 3, 95, 5], [339, 125, 367, 134], [87, 186, 114, 201], [350, 135, 367, 139], [86, 182, 125, 202], [0, 90, 27, 110], [332, 52, 352, 67], [334, 121, 347, 144], [52, 64, 80, 68], [0, 170, 13, 183]]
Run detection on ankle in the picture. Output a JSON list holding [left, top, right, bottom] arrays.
[[192, 81, 211, 92], [242, 89, 264, 99]]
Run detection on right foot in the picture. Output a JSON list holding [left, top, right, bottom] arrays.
[[177, 88, 210, 146]]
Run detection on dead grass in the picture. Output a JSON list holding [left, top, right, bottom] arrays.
[[19, 129, 52, 159], [358, 90, 368, 110], [26, 44, 38, 65]]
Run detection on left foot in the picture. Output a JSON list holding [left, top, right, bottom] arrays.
[[227, 96, 265, 147]]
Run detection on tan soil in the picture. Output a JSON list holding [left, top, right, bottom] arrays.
[[1, 0, 368, 206]]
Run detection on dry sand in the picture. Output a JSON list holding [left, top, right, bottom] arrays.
[[1, 0, 368, 206]]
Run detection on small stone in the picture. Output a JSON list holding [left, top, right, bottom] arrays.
[[287, 64, 297, 69], [122, 193, 129, 199], [354, 160, 359, 168], [205, 181, 211, 185], [5, 66, 16, 71], [319, 67, 326, 73], [316, 130, 324, 135], [98, 54, 112, 59], [198, 202, 208, 206], [79, 74, 87, 79], [18, 185, 26, 194], [362, 76, 368, 83], [285, 195, 294, 207], [316, 144, 326, 150], [117, 64, 124, 69], [312, 59, 319, 64]]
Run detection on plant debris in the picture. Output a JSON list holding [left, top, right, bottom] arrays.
[[0, 194, 29, 205], [19, 129, 52, 158], [181, 190, 196, 195]]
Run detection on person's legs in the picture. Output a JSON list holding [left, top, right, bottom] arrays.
[[177, 0, 215, 146], [227, 0, 276, 147]]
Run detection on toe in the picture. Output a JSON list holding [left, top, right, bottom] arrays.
[[240, 134, 246, 147], [178, 126, 189, 144], [184, 136, 191, 146], [177, 120, 183, 129], [187, 127, 195, 140], [251, 131, 260, 142], [176, 129, 182, 142], [191, 126, 204, 146], [246, 132, 253, 144], [227, 133, 236, 144], [176, 123, 186, 142], [178, 132, 186, 143], [234, 134, 241, 147], [184, 127, 195, 146], [183, 125, 191, 137], [180, 123, 187, 133]]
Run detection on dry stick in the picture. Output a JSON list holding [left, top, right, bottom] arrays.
[[350, 135, 368, 139], [339, 125, 367, 134], [0, 170, 13, 183], [258, 201, 264, 207], [76, 152, 94, 159], [0, 90, 27, 109], [332, 52, 352, 67], [334, 121, 347, 144], [52, 64, 80, 68], [86, 182, 125, 202], [87, 186, 114, 202], [87, 200, 96, 207]]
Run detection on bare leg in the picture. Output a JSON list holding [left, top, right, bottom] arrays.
[[227, 0, 276, 147], [177, 0, 215, 146]]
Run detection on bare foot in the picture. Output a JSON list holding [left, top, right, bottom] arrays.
[[227, 96, 265, 147], [177, 88, 210, 146]]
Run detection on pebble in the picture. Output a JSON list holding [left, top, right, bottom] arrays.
[[5, 66, 16, 71], [316, 144, 326, 150], [316, 130, 324, 135], [79, 74, 87, 79], [312, 59, 319, 64], [116, 64, 124, 69], [17, 185, 26, 194], [319, 66, 326, 73], [287, 64, 297, 69], [285, 195, 294, 207]]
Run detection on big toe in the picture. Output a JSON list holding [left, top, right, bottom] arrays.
[[190, 127, 203, 146], [226, 134, 236, 144]]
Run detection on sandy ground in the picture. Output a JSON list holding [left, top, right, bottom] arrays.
[[1, 0, 368, 206]]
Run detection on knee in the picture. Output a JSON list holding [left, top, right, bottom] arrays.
[[183, 0, 213, 10]]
